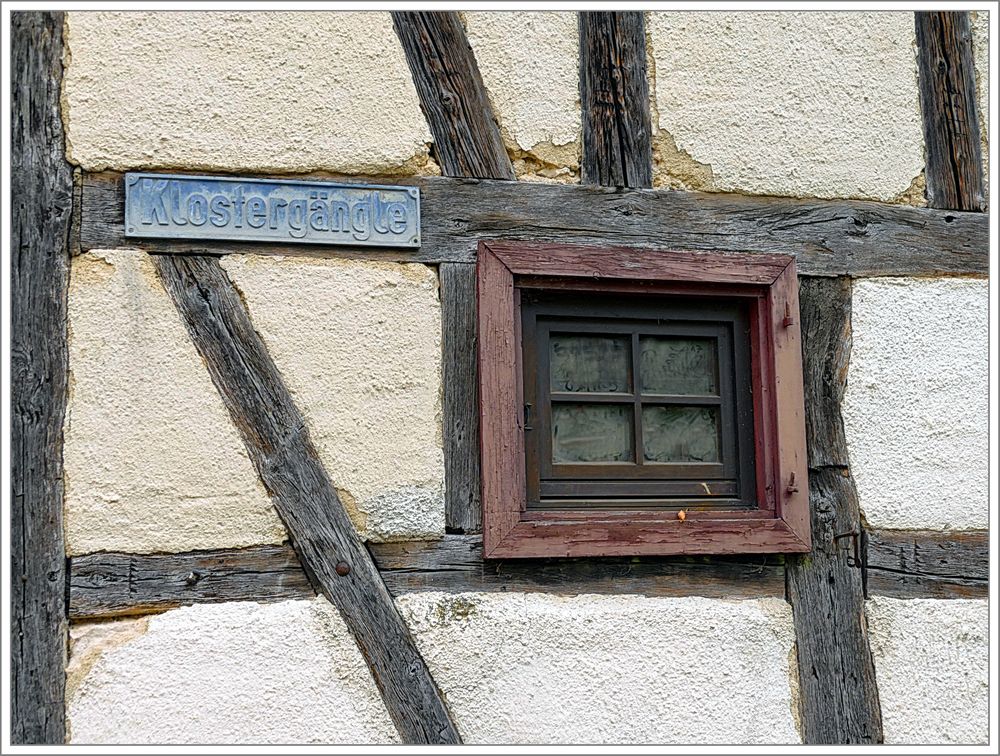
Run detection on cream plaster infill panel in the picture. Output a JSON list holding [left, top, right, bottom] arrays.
[[464, 11, 580, 181], [397, 592, 801, 744], [62, 12, 434, 174], [221, 255, 445, 542], [64, 250, 286, 555], [647, 11, 924, 201], [867, 597, 988, 744], [842, 278, 988, 530], [66, 598, 399, 744]]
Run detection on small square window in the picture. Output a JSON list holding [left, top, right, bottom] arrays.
[[477, 241, 810, 558]]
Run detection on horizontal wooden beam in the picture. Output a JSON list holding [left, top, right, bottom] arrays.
[[69, 536, 786, 620], [866, 528, 987, 599], [68, 528, 987, 621], [77, 171, 987, 277]]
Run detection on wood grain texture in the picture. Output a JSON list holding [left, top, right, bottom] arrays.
[[392, 12, 514, 180], [440, 263, 481, 533], [68, 537, 785, 620], [579, 12, 653, 188], [786, 279, 883, 744], [799, 278, 852, 469], [915, 12, 985, 211], [70, 545, 314, 619], [477, 244, 524, 556], [488, 240, 791, 284], [11, 11, 71, 745], [866, 529, 987, 599], [152, 255, 459, 744], [78, 171, 988, 277]]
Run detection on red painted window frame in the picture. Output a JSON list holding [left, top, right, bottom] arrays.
[[477, 241, 810, 559]]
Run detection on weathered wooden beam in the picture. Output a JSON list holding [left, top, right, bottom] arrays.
[[67, 525, 988, 621], [68, 537, 785, 620], [786, 278, 883, 744], [392, 12, 514, 180], [915, 12, 985, 211], [866, 529, 987, 599], [440, 263, 481, 533], [78, 171, 988, 277], [69, 545, 315, 620], [153, 255, 459, 744], [579, 12, 653, 188], [11, 11, 72, 745]]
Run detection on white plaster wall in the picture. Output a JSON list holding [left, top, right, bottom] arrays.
[[971, 10, 990, 204], [464, 11, 580, 180], [62, 12, 434, 174], [867, 597, 988, 744], [842, 278, 988, 530], [65, 250, 286, 555], [66, 598, 398, 744], [221, 255, 445, 542], [397, 592, 801, 744], [647, 12, 924, 200]]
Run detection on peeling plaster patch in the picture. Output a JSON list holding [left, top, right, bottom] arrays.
[[397, 592, 800, 744], [464, 11, 580, 180], [970, 11, 989, 206], [892, 171, 927, 207], [843, 278, 988, 530], [67, 618, 150, 703], [67, 599, 399, 744], [652, 127, 715, 191], [647, 12, 924, 200], [867, 597, 988, 744], [65, 250, 286, 555], [62, 12, 432, 174], [222, 255, 445, 542]]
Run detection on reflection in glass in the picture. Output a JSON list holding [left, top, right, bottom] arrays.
[[552, 404, 633, 462], [642, 406, 720, 462], [640, 337, 717, 395], [550, 334, 630, 393]]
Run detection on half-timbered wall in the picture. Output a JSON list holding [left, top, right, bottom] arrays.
[[16, 9, 989, 746]]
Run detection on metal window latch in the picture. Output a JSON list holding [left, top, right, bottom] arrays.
[[785, 472, 799, 495], [782, 302, 795, 328], [834, 529, 863, 568]]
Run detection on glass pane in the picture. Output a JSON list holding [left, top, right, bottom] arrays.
[[552, 404, 633, 463], [642, 406, 720, 463], [639, 337, 717, 395], [550, 334, 630, 393]]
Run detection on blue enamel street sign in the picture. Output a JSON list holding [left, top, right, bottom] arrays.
[[124, 172, 421, 248]]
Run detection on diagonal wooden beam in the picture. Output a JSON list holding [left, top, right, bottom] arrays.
[[153, 254, 460, 744], [786, 278, 883, 744], [392, 11, 514, 180], [11, 11, 72, 745], [915, 11, 985, 211], [579, 11, 653, 188]]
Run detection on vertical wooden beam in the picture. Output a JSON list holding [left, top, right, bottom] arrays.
[[440, 263, 481, 533], [11, 11, 72, 745], [393, 11, 512, 532], [153, 255, 460, 744], [579, 12, 653, 188], [392, 11, 514, 180], [915, 11, 985, 211], [786, 279, 883, 744]]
